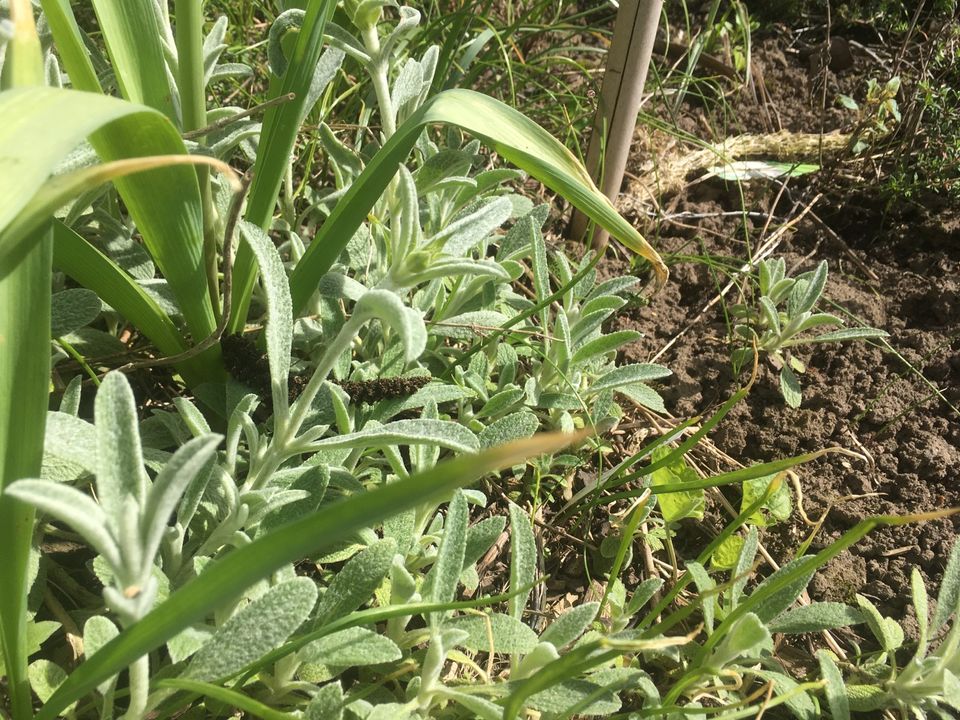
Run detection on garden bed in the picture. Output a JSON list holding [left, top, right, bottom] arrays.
[[609, 26, 959, 624]]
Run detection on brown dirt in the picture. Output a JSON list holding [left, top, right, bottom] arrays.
[[611, 29, 960, 620]]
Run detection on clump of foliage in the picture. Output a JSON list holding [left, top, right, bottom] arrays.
[[730, 257, 888, 407]]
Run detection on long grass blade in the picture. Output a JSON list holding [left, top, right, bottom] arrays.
[[89, 0, 176, 119], [228, 0, 336, 332]]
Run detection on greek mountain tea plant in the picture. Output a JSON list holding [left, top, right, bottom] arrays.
[[730, 257, 888, 407]]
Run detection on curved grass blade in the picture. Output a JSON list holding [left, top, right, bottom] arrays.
[[284, 89, 666, 314], [51, 222, 188, 359], [35, 431, 584, 720], [230, 88, 666, 326], [2, 155, 233, 275]]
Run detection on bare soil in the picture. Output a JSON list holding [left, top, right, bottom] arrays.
[[611, 29, 960, 621]]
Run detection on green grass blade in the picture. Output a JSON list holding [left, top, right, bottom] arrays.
[[228, 0, 336, 333], [0, 87, 219, 373], [285, 89, 667, 315], [90, 0, 176, 119], [155, 679, 293, 720], [34, 432, 582, 720], [38, 0, 103, 93], [0, 227, 51, 720], [51, 222, 214, 385]]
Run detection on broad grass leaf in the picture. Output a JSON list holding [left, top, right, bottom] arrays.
[[238, 222, 294, 417], [283, 89, 667, 317], [230, 0, 337, 328], [308, 419, 478, 454], [445, 613, 538, 654], [186, 577, 318, 681], [509, 502, 536, 621], [298, 626, 401, 667], [89, 0, 174, 118], [51, 223, 193, 374], [313, 538, 396, 627], [769, 603, 865, 634], [539, 602, 599, 649]]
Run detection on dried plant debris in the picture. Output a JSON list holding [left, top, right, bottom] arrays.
[[337, 376, 431, 404], [220, 333, 430, 407]]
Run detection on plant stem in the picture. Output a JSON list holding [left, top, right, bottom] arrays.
[[122, 653, 150, 720], [362, 24, 397, 138], [174, 0, 220, 317]]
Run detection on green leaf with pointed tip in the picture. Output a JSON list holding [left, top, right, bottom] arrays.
[[650, 445, 704, 523], [817, 650, 849, 720], [424, 490, 469, 625], [780, 365, 803, 408], [769, 603, 865, 634], [89, 0, 174, 118], [308, 419, 478, 455], [313, 539, 396, 628], [539, 603, 599, 649], [238, 222, 294, 417], [509, 502, 536, 622], [50, 288, 100, 337], [933, 539, 960, 631]]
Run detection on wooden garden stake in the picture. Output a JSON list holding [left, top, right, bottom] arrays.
[[570, 0, 663, 247]]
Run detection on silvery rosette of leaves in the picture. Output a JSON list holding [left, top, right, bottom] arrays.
[[730, 257, 887, 407]]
